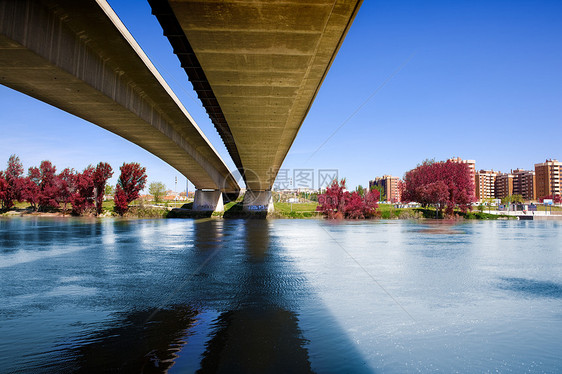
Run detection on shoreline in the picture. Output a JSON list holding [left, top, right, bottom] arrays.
[[1, 207, 524, 221]]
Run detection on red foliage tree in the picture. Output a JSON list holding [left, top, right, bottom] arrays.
[[57, 168, 77, 215], [0, 173, 8, 209], [71, 166, 95, 215], [317, 179, 347, 219], [538, 195, 562, 204], [363, 188, 380, 216], [1, 155, 24, 208], [345, 191, 368, 219], [317, 179, 380, 219], [92, 162, 113, 215], [114, 162, 147, 215], [20, 167, 41, 211], [37, 161, 59, 211], [402, 159, 475, 215]]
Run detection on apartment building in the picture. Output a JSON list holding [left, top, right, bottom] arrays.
[[495, 172, 514, 199], [369, 175, 402, 203], [475, 170, 498, 201], [534, 159, 561, 198], [512, 169, 536, 201]]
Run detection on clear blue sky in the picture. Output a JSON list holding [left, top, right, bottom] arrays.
[[1, 0, 561, 191]]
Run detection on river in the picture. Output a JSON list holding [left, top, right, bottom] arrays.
[[1, 217, 561, 372]]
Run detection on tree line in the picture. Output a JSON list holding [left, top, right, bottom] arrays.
[[0, 155, 146, 215]]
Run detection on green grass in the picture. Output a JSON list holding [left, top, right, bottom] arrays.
[[271, 202, 320, 218], [377, 204, 421, 219], [459, 211, 514, 220]]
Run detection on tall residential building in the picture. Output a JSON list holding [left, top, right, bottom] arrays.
[[534, 159, 561, 198], [475, 170, 498, 201], [512, 169, 536, 201], [495, 172, 514, 199], [448, 157, 476, 197], [369, 175, 402, 203]]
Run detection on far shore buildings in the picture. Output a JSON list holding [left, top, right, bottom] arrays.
[[372, 157, 559, 204], [512, 169, 536, 201], [369, 175, 402, 203], [475, 169, 498, 200], [495, 172, 514, 199], [476, 169, 536, 201], [535, 159, 561, 199]]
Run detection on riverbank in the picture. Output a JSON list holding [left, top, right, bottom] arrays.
[[2, 201, 521, 220], [168, 202, 518, 220], [0, 204, 169, 219]]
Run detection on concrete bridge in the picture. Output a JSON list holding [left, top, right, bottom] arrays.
[[0, 0, 239, 211], [1, 0, 362, 212], [149, 0, 362, 211]]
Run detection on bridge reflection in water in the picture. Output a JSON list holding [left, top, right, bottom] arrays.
[[43, 219, 371, 373]]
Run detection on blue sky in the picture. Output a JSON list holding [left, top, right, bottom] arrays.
[[1, 0, 561, 191]]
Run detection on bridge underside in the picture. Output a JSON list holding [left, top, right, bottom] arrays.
[[0, 0, 239, 195], [150, 0, 362, 192]]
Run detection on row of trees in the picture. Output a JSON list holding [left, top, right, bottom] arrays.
[[401, 159, 475, 215], [316, 179, 380, 219], [0, 155, 146, 215]]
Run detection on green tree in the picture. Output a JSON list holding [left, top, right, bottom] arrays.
[[149, 181, 166, 203], [512, 194, 524, 204], [356, 185, 365, 197], [501, 194, 524, 205], [104, 184, 115, 197]]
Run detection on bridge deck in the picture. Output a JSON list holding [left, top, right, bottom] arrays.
[[0, 0, 239, 193], [151, 0, 362, 190]]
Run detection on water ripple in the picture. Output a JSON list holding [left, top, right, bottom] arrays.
[[499, 277, 562, 299]]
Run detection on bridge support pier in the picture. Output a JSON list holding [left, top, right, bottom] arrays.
[[243, 190, 274, 213], [193, 190, 224, 212]]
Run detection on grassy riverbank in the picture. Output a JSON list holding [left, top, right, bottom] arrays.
[[2, 200, 518, 220], [2, 200, 169, 218], [169, 201, 515, 220]]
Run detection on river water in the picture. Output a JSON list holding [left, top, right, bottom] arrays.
[[1, 217, 561, 373]]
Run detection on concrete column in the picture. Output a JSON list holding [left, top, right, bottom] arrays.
[[243, 190, 274, 213], [193, 190, 224, 212]]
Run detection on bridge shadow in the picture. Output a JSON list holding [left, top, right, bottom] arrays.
[[48, 306, 199, 373], [167, 203, 213, 218], [167, 202, 270, 219], [222, 202, 268, 219], [55, 219, 372, 372]]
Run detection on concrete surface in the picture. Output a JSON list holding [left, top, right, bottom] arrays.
[[0, 0, 239, 194]]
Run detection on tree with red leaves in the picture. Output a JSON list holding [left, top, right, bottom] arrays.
[[57, 168, 77, 215], [317, 179, 380, 219], [114, 162, 147, 215], [20, 167, 41, 211], [37, 161, 59, 211], [92, 162, 113, 215], [0, 173, 8, 209], [345, 190, 368, 219], [402, 159, 475, 215], [1, 155, 24, 209], [538, 195, 562, 204], [317, 179, 347, 219], [71, 166, 95, 215]]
